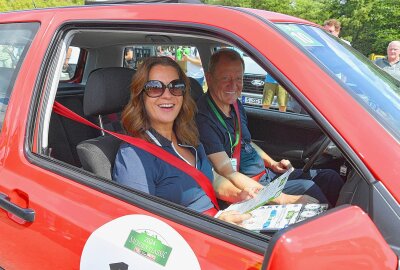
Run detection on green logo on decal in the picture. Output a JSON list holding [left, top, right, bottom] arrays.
[[124, 230, 172, 267]]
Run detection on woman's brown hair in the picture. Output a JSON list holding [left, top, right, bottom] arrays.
[[121, 56, 199, 146]]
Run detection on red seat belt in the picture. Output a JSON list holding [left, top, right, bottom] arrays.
[[233, 101, 265, 183], [252, 171, 265, 182], [53, 101, 220, 211], [232, 101, 242, 171]]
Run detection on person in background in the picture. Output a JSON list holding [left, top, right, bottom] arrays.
[[62, 47, 75, 78], [374, 40, 400, 81], [124, 47, 135, 69], [323, 19, 341, 37], [183, 46, 205, 87], [323, 19, 351, 45], [113, 56, 251, 224], [196, 49, 344, 207], [175, 46, 183, 61], [262, 74, 288, 112]]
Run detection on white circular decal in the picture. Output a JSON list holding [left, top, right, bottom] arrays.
[[80, 215, 201, 270]]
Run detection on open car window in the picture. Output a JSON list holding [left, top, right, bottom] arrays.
[[31, 20, 399, 258], [43, 28, 349, 218], [216, 46, 306, 114]]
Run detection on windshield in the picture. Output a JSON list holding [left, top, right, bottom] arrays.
[[276, 23, 400, 139]]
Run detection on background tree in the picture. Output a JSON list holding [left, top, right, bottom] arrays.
[[334, 0, 400, 55], [205, 0, 400, 56], [0, 0, 83, 12], [2, 0, 399, 56]]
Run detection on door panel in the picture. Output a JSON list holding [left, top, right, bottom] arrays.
[[245, 106, 323, 168], [0, 154, 266, 269]]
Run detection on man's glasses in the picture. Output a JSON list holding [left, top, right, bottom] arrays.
[[143, 79, 186, 98]]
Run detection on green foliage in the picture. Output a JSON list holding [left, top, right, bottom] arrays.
[[205, 0, 400, 56], [337, 0, 400, 55], [3, 0, 399, 56], [0, 0, 84, 12], [205, 0, 330, 22]]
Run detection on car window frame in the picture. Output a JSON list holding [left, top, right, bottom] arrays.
[[27, 16, 395, 257], [28, 22, 279, 255], [25, 15, 395, 260]]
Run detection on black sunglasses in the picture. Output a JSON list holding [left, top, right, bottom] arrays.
[[143, 79, 186, 98]]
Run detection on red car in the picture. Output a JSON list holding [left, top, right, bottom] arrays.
[[0, 2, 399, 270]]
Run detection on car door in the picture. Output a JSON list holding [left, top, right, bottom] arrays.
[[263, 205, 398, 270], [245, 106, 323, 168], [0, 12, 267, 270], [1, 4, 397, 270]]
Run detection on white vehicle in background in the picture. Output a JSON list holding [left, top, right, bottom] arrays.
[[242, 53, 303, 113]]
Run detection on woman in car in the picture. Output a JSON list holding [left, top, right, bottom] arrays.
[[113, 56, 319, 223], [112, 56, 252, 224]]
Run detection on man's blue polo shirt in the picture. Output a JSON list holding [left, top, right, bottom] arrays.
[[112, 129, 214, 213], [196, 93, 265, 176]]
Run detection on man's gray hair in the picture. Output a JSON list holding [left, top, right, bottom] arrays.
[[388, 40, 400, 47], [209, 48, 245, 74]]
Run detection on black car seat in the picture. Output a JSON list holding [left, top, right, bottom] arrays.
[[76, 67, 134, 179], [188, 77, 204, 102], [77, 72, 202, 180]]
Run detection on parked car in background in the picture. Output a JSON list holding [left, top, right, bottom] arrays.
[[241, 52, 303, 113], [0, 2, 399, 270], [369, 53, 385, 61]]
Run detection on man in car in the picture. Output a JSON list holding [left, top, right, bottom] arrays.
[[196, 48, 344, 207], [374, 40, 400, 81]]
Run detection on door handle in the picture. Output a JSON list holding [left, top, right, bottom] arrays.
[[0, 193, 35, 223]]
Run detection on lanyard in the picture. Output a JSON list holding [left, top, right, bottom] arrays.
[[207, 97, 240, 157]]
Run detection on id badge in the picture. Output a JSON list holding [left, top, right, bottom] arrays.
[[230, 158, 237, 171]]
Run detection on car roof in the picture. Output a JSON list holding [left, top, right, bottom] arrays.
[[245, 8, 317, 26], [0, 3, 316, 27]]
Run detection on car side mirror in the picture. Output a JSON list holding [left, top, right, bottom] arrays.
[[262, 205, 397, 270]]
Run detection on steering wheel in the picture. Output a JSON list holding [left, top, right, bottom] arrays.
[[302, 135, 331, 173]]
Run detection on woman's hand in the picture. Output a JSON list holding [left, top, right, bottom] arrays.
[[270, 159, 292, 174], [218, 210, 251, 225]]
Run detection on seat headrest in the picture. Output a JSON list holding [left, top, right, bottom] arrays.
[[188, 77, 204, 102], [84, 67, 135, 116]]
